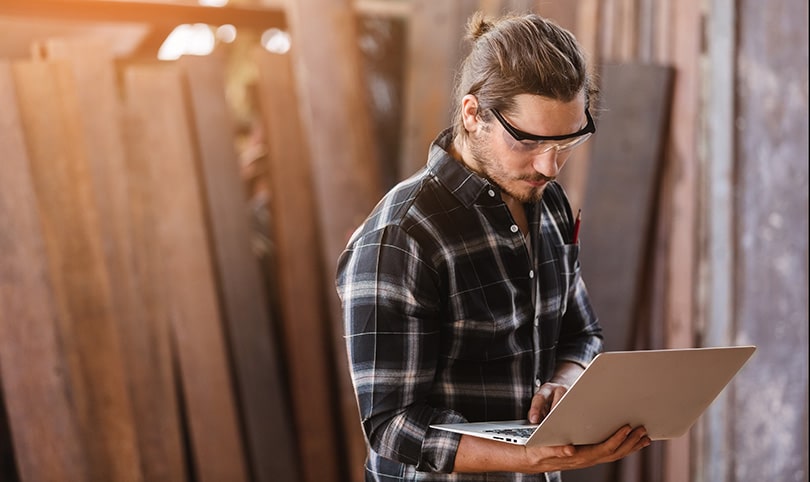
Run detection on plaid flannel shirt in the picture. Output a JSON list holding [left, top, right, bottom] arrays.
[[336, 129, 602, 481]]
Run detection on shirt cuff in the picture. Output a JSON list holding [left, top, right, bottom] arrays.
[[416, 409, 467, 473]]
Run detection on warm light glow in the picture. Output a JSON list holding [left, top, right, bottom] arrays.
[[158, 24, 215, 61], [216, 24, 237, 44], [261, 28, 291, 54], [198, 0, 229, 6]]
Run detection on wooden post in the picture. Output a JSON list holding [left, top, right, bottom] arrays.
[[254, 48, 341, 482], [0, 60, 90, 482], [41, 38, 187, 482], [179, 53, 299, 482], [122, 64, 248, 482], [542, 0, 602, 213], [399, 0, 470, 179], [653, 1, 701, 480], [285, 1, 384, 479], [11, 59, 143, 482]]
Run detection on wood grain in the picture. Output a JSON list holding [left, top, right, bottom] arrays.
[[122, 63, 248, 482]]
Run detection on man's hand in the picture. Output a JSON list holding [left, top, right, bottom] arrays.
[[520, 425, 650, 473], [528, 361, 584, 423], [528, 381, 567, 423], [453, 425, 650, 474]]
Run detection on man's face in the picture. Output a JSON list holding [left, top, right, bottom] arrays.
[[465, 93, 591, 203]]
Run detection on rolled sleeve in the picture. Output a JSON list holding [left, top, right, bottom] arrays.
[[337, 224, 462, 473]]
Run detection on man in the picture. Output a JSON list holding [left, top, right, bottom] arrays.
[[336, 12, 650, 481]]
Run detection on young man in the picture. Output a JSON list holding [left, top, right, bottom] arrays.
[[336, 12, 650, 481]]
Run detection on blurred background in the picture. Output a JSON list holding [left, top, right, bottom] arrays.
[[0, 1, 806, 481]]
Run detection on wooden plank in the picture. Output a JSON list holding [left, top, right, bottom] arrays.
[[11, 59, 143, 482], [285, 1, 384, 479], [253, 48, 341, 482], [659, 2, 701, 481], [356, 0, 411, 18], [0, 60, 90, 482], [617, 0, 639, 61], [122, 64, 248, 482], [524, 2, 595, 213], [0, 0, 286, 30], [533, 1, 578, 29], [178, 54, 299, 482], [399, 0, 469, 178], [695, 1, 736, 480], [42, 38, 186, 482], [727, 2, 808, 481], [564, 63, 673, 482], [579, 63, 673, 352]]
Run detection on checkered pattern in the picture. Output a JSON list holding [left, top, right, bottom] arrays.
[[336, 129, 602, 481]]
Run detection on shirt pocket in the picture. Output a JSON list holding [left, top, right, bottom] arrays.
[[554, 243, 580, 315]]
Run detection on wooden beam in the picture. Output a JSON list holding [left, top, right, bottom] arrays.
[[41, 38, 188, 482], [399, 0, 470, 179], [122, 63, 248, 482], [12, 59, 144, 482], [355, 0, 412, 18], [0, 60, 90, 482], [254, 48, 341, 482], [0, 0, 417, 27], [655, 1, 701, 481], [286, 1, 385, 479], [694, 0, 736, 480], [580, 62, 674, 352], [0, 0, 286, 29], [179, 53, 299, 482]]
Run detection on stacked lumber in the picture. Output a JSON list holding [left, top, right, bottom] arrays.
[[0, 42, 295, 482]]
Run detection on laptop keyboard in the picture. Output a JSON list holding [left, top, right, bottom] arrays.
[[483, 427, 536, 439]]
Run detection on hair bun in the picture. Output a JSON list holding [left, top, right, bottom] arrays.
[[466, 11, 493, 41]]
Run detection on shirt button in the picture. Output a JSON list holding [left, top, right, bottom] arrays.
[[510, 225, 519, 233], [535, 378, 542, 387], [529, 270, 535, 278], [488, 189, 496, 197], [534, 317, 540, 326]]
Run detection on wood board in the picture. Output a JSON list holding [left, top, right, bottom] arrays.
[[122, 63, 248, 482], [12, 59, 144, 482], [42, 38, 187, 482], [0, 60, 90, 482], [254, 48, 341, 482], [179, 54, 299, 482]]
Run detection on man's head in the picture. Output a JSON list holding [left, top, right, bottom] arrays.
[[450, 13, 597, 202], [452, 12, 595, 141]]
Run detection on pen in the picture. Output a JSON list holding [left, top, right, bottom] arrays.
[[572, 209, 581, 244]]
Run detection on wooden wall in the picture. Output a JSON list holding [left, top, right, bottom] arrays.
[[723, 1, 808, 481], [0, 41, 295, 482]]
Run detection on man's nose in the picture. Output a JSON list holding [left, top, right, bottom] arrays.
[[531, 148, 561, 177]]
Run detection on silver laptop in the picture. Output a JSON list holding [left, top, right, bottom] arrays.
[[431, 346, 755, 447]]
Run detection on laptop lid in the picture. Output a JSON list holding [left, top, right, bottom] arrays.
[[431, 346, 756, 447]]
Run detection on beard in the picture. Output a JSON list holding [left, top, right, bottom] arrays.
[[466, 134, 552, 203]]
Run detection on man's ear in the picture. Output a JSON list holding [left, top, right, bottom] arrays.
[[460, 94, 480, 133]]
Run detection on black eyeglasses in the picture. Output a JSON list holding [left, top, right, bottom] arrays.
[[490, 107, 596, 153]]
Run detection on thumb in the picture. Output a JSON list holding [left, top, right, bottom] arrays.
[[527, 394, 546, 424], [554, 445, 576, 457]]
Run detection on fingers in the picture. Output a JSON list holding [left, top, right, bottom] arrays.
[[602, 426, 650, 461], [528, 384, 567, 424], [523, 429, 651, 473], [527, 394, 546, 424]]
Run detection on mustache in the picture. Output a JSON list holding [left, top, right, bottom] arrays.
[[519, 173, 556, 183]]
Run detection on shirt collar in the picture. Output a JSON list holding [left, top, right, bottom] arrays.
[[426, 128, 498, 208]]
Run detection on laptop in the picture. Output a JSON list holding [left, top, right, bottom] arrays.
[[431, 346, 755, 447]]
